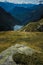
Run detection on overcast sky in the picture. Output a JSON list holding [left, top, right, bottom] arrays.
[[0, 0, 42, 4]]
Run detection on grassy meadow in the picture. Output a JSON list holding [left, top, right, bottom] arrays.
[[0, 31, 43, 53]]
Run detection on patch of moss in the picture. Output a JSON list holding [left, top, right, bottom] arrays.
[[12, 52, 43, 65], [13, 53, 31, 65]]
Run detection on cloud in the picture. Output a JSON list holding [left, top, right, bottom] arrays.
[[0, 0, 4, 2], [0, 0, 39, 4]]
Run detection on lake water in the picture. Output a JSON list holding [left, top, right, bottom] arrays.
[[14, 25, 23, 30]]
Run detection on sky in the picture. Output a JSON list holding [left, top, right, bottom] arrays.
[[0, 0, 43, 4]]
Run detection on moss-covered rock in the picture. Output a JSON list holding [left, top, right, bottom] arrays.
[[12, 52, 43, 65], [13, 53, 31, 65]]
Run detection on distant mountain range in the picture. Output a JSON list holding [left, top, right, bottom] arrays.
[[0, 2, 43, 25], [0, 2, 43, 31], [0, 2, 15, 12], [10, 4, 43, 24], [0, 2, 36, 12]]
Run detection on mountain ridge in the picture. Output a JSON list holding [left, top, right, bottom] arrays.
[[10, 4, 43, 25], [0, 2, 43, 25], [0, 2, 36, 12], [0, 7, 21, 31], [0, 2, 43, 31], [20, 18, 43, 32]]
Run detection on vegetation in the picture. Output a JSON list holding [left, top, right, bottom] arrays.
[[21, 19, 43, 32], [0, 31, 43, 65], [0, 31, 43, 52], [13, 52, 43, 65], [0, 3, 43, 65]]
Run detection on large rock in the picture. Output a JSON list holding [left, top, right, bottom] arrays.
[[0, 44, 43, 65], [12, 44, 43, 65]]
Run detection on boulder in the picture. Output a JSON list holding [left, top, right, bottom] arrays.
[[12, 44, 43, 65]]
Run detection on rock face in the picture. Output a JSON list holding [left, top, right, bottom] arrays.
[[37, 25, 43, 32], [0, 44, 43, 65], [12, 46, 35, 65], [13, 44, 43, 65]]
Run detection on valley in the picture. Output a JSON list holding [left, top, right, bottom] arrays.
[[0, 2, 43, 65]]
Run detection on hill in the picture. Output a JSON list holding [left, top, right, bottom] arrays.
[[21, 19, 43, 32], [0, 7, 20, 31], [10, 4, 43, 25]]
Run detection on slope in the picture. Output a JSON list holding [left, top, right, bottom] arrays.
[[21, 18, 43, 32], [10, 4, 43, 25], [0, 31, 43, 65], [0, 7, 20, 31]]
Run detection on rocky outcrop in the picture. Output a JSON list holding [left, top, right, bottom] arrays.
[[37, 25, 43, 32], [0, 44, 42, 65], [21, 19, 43, 32]]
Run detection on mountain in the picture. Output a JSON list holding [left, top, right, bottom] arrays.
[[0, 2, 15, 12], [0, 2, 43, 26], [12, 3, 36, 8], [10, 7, 31, 24], [21, 18, 43, 32], [10, 4, 43, 25], [0, 2, 36, 12], [0, 7, 20, 31]]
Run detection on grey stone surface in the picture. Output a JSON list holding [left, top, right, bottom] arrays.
[[0, 44, 41, 65]]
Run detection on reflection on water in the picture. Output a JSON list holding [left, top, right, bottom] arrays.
[[14, 25, 23, 30]]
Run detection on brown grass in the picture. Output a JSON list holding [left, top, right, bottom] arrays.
[[0, 31, 43, 52]]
